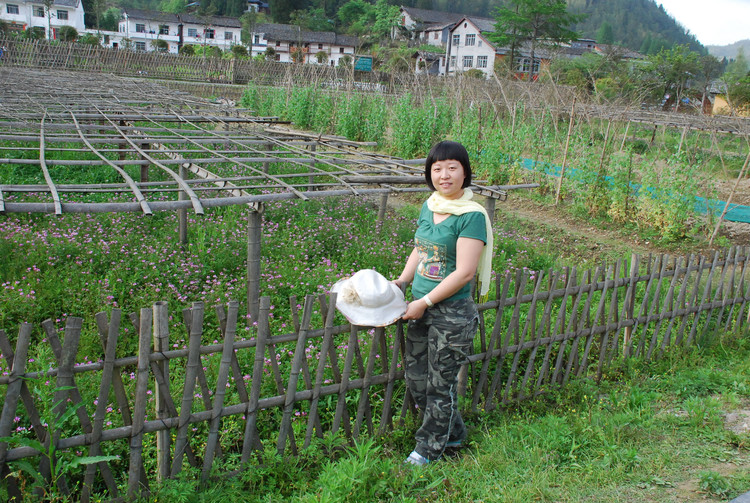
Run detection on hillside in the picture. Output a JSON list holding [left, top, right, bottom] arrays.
[[566, 0, 705, 54], [708, 39, 750, 61]]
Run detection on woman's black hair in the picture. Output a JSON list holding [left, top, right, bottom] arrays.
[[424, 140, 472, 190]]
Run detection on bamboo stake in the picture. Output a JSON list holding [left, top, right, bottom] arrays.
[[170, 303, 204, 477], [201, 301, 239, 482], [555, 98, 576, 205], [709, 147, 750, 246], [127, 309, 153, 500], [241, 297, 271, 462]]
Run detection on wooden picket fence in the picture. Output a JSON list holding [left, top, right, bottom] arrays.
[[1, 247, 749, 501], [0, 38, 395, 88]]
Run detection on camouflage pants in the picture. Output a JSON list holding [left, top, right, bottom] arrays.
[[405, 297, 478, 461]]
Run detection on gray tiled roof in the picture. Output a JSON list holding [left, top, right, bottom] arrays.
[[465, 16, 497, 34], [255, 23, 358, 47], [52, 0, 80, 8], [122, 8, 241, 28], [180, 13, 241, 28], [122, 8, 179, 24], [402, 7, 463, 25]]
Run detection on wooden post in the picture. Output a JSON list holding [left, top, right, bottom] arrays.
[[677, 125, 688, 156], [377, 193, 389, 231], [619, 121, 630, 152], [247, 205, 263, 325], [484, 196, 496, 226], [152, 301, 170, 483], [262, 143, 271, 174], [309, 144, 316, 191], [178, 165, 188, 245], [623, 254, 639, 356], [140, 143, 150, 183], [555, 98, 575, 205], [597, 120, 613, 180]]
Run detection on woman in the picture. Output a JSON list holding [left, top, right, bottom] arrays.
[[395, 140, 493, 465]]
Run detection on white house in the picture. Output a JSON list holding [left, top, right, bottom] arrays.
[[0, 0, 84, 39], [395, 6, 462, 45], [117, 8, 242, 54], [445, 16, 497, 77], [118, 9, 180, 53], [250, 23, 358, 66]]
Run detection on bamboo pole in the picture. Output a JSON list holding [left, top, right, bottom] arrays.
[[247, 205, 263, 325], [555, 98, 576, 205], [127, 309, 153, 500], [709, 148, 750, 246], [201, 301, 239, 482], [152, 302, 171, 483]]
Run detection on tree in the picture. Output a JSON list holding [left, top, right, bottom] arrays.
[[58, 25, 78, 42], [726, 74, 750, 114], [99, 8, 121, 31], [696, 54, 723, 112], [43, 0, 55, 40], [270, 0, 301, 24], [370, 0, 399, 40], [596, 21, 613, 44], [151, 38, 168, 52], [289, 7, 334, 32], [489, 0, 582, 81], [337, 0, 375, 36], [641, 44, 700, 111]]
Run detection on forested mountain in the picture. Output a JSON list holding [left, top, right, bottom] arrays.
[[566, 0, 704, 54], [708, 40, 750, 61], [103, 0, 705, 55]]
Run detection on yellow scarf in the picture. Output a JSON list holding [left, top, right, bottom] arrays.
[[426, 189, 493, 300]]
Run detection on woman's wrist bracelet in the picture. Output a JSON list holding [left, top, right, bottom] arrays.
[[422, 294, 434, 307]]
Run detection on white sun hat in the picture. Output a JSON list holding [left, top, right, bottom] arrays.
[[330, 269, 407, 327]]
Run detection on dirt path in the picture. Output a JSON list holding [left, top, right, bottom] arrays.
[[494, 195, 750, 267]]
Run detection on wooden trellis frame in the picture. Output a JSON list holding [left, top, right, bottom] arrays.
[[0, 247, 748, 501], [0, 66, 525, 323]]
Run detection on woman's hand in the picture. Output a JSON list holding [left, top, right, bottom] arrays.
[[402, 298, 428, 320]]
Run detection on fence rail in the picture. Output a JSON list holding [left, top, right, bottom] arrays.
[[1, 247, 749, 501]]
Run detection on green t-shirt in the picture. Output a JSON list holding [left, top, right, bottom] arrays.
[[412, 202, 487, 302]]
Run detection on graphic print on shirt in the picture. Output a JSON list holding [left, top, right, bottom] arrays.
[[416, 237, 446, 281]]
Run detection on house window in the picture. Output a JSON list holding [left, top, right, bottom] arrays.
[[339, 47, 344, 53], [515, 57, 540, 74], [205, 29, 215, 39], [33, 6, 44, 17], [224, 31, 232, 40], [253, 34, 260, 44], [318, 43, 322, 49], [463, 55, 473, 68], [136, 23, 146, 33], [159, 25, 169, 35], [6, 4, 19, 14], [275, 40, 280, 47], [135, 41, 146, 51], [477, 55, 488, 68], [433, 31, 438, 40], [452, 34, 459, 46], [275, 54, 280, 61], [450, 56, 456, 68], [57, 10, 68, 20], [465, 34, 475, 46], [188, 28, 198, 37]]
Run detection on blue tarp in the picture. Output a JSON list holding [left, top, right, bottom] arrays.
[[515, 156, 750, 224]]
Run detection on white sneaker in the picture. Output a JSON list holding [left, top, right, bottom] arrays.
[[405, 451, 430, 465]]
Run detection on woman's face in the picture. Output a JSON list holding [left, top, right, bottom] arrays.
[[430, 159, 466, 200]]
